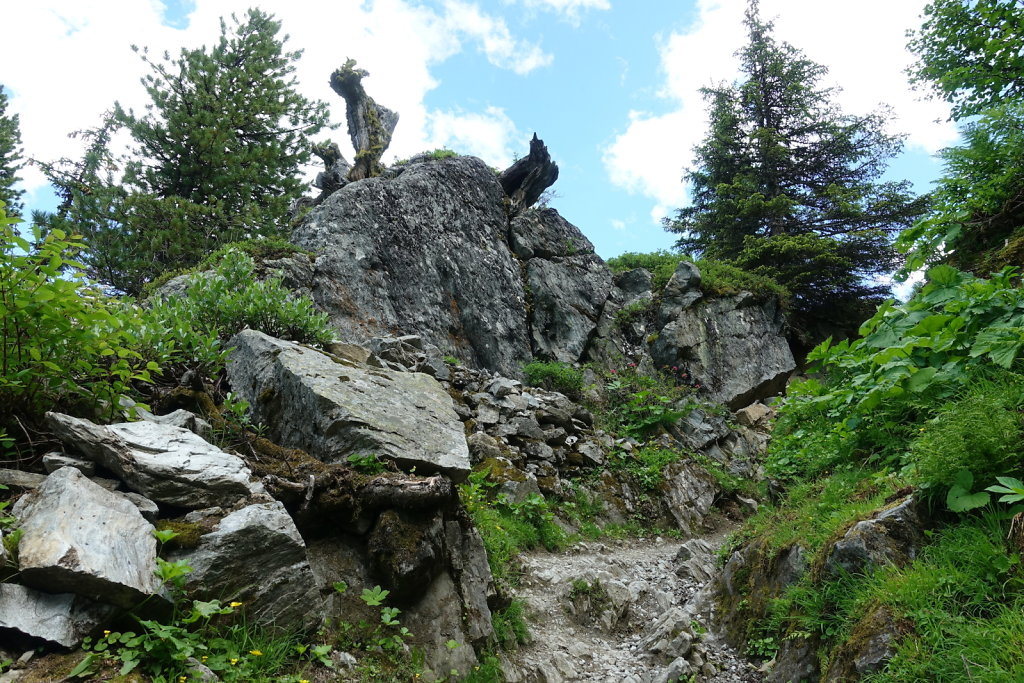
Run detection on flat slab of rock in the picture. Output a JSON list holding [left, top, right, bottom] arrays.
[[0, 583, 116, 647], [171, 501, 322, 631], [227, 330, 471, 481], [13, 467, 160, 608], [45, 412, 262, 508]]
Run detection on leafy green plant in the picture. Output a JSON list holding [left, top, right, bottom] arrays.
[[601, 365, 694, 439], [607, 446, 681, 491], [0, 203, 158, 419], [522, 360, 585, 399], [986, 477, 1024, 505], [946, 470, 991, 513], [151, 249, 334, 347], [347, 453, 387, 475]]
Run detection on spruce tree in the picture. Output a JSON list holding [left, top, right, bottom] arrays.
[[0, 85, 25, 216], [668, 1, 926, 342]]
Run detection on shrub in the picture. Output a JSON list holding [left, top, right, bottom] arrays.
[[909, 378, 1024, 489], [0, 203, 157, 419], [151, 250, 335, 346], [522, 360, 585, 399], [606, 250, 787, 302]]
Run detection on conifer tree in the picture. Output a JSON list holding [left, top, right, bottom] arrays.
[[41, 9, 331, 296], [117, 8, 330, 228], [0, 85, 25, 216], [667, 1, 926, 341]]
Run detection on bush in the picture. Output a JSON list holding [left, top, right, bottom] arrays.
[[152, 250, 335, 346], [0, 203, 157, 419], [606, 250, 787, 302], [910, 378, 1024, 488], [522, 360, 585, 399]]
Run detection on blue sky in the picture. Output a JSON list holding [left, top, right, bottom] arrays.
[[6, 0, 955, 261]]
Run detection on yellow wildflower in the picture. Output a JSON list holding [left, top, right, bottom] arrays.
[[230, 658, 239, 665], [249, 649, 263, 656], [229, 601, 243, 608]]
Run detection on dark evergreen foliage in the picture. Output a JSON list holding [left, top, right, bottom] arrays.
[[0, 85, 25, 216], [38, 9, 331, 296], [667, 1, 926, 341]]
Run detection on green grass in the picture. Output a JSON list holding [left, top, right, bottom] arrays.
[[522, 360, 585, 399], [605, 250, 788, 302]]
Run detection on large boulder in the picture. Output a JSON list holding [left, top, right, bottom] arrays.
[[170, 502, 322, 631], [13, 467, 160, 608], [0, 584, 116, 648], [526, 254, 612, 363], [45, 413, 261, 508], [226, 330, 471, 481], [652, 291, 795, 409], [824, 496, 926, 578], [292, 155, 532, 376]]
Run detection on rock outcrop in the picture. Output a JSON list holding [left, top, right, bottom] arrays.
[[226, 329, 471, 481], [287, 145, 794, 408], [293, 154, 533, 377], [13, 467, 160, 608]]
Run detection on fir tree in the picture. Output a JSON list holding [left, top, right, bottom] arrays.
[[0, 85, 25, 216], [668, 1, 926, 343]]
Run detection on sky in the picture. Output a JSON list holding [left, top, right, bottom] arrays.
[[5, 0, 957, 261]]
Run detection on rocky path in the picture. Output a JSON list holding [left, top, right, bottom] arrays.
[[500, 528, 764, 683]]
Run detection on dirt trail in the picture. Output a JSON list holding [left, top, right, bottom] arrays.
[[501, 527, 764, 683]]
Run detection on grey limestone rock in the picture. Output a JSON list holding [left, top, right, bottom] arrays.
[[661, 462, 717, 537], [226, 330, 471, 481], [527, 252, 612, 364], [652, 293, 795, 409], [824, 496, 926, 578], [293, 155, 532, 377], [0, 583, 116, 648], [40, 452, 94, 476], [45, 412, 260, 508], [171, 501, 322, 631], [509, 207, 594, 261], [656, 261, 703, 326], [14, 467, 160, 607]]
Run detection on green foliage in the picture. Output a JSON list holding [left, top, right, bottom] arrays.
[[0, 86, 24, 216], [896, 102, 1024, 276], [906, 0, 1024, 120], [150, 250, 334, 346], [607, 446, 682, 491], [41, 10, 331, 296], [346, 453, 387, 475], [601, 365, 696, 439], [770, 514, 1024, 682], [492, 599, 530, 650], [522, 360, 585, 399], [0, 204, 157, 418], [605, 250, 787, 301], [910, 379, 1024, 490], [803, 266, 1024, 421], [459, 469, 568, 585], [666, 1, 924, 334], [117, 9, 330, 223]]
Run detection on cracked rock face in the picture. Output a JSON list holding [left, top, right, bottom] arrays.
[[292, 155, 532, 377], [13, 467, 160, 608], [653, 292, 795, 410], [45, 412, 262, 508], [226, 329, 471, 481]]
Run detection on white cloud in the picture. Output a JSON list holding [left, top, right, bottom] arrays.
[[5, 0, 549, 197], [603, 0, 957, 219], [442, 0, 553, 75], [518, 0, 611, 24], [426, 106, 521, 167]]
